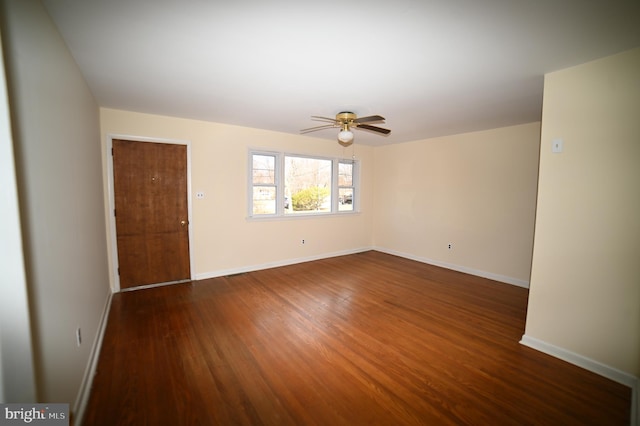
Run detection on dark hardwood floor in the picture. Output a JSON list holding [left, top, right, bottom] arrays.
[[82, 251, 631, 425]]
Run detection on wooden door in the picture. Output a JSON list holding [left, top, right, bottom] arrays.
[[112, 139, 190, 289]]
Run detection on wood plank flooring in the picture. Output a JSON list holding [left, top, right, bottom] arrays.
[[82, 251, 631, 425]]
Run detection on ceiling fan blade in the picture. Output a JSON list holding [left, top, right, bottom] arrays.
[[353, 115, 385, 124], [311, 116, 338, 123], [300, 124, 338, 133], [355, 123, 391, 135]]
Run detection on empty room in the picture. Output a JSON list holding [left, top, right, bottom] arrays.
[[0, 0, 638, 425]]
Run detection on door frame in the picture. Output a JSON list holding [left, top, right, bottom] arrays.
[[106, 134, 194, 292]]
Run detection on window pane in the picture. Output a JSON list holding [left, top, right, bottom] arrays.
[[339, 188, 354, 211], [285, 156, 332, 214], [252, 186, 276, 215], [338, 162, 353, 186], [252, 155, 275, 185]]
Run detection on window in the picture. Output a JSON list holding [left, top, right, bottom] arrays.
[[249, 151, 358, 217], [251, 154, 276, 215], [285, 156, 332, 214], [338, 161, 354, 212]]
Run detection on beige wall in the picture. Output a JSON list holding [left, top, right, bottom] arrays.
[[372, 123, 540, 286], [0, 29, 35, 402], [100, 108, 374, 287], [1, 0, 110, 410], [100, 112, 540, 289], [524, 48, 640, 378]]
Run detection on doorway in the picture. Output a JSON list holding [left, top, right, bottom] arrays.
[[109, 138, 192, 290]]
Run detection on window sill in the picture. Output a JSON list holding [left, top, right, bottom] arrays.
[[246, 210, 361, 222]]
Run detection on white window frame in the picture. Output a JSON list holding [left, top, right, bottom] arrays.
[[248, 150, 359, 219], [336, 160, 357, 212], [249, 152, 279, 217]]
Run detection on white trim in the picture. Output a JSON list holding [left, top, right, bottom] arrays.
[[373, 246, 530, 288], [72, 290, 113, 425], [520, 334, 638, 426], [106, 134, 195, 292], [194, 247, 371, 281]]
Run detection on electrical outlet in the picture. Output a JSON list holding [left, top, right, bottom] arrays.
[[448, 243, 453, 250], [76, 327, 82, 347], [302, 239, 305, 245]]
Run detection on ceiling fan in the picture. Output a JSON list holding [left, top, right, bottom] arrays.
[[300, 111, 390, 145]]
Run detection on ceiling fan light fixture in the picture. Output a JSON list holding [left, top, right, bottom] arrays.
[[338, 129, 354, 143], [337, 130, 354, 143]]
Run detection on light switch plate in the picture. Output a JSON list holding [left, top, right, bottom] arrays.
[[552, 138, 564, 153]]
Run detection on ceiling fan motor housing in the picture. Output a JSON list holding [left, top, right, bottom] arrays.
[[336, 111, 357, 123]]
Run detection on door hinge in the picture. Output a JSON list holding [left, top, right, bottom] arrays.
[[117, 267, 120, 275], [111, 147, 114, 156], [114, 209, 116, 217]]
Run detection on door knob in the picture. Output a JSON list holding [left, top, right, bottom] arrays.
[[180, 220, 188, 227]]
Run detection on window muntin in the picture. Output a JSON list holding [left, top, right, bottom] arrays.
[[249, 151, 358, 217]]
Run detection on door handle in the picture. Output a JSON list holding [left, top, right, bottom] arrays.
[[180, 220, 188, 227]]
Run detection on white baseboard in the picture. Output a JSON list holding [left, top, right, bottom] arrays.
[[195, 246, 529, 289], [520, 334, 638, 426], [72, 290, 113, 426], [373, 246, 530, 288], [194, 247, 372, 281]]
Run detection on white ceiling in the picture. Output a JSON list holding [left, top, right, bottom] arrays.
[[42, 0, 640, 146]]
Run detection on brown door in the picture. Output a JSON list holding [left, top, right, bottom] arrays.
[[112, 139, 190, 289]]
